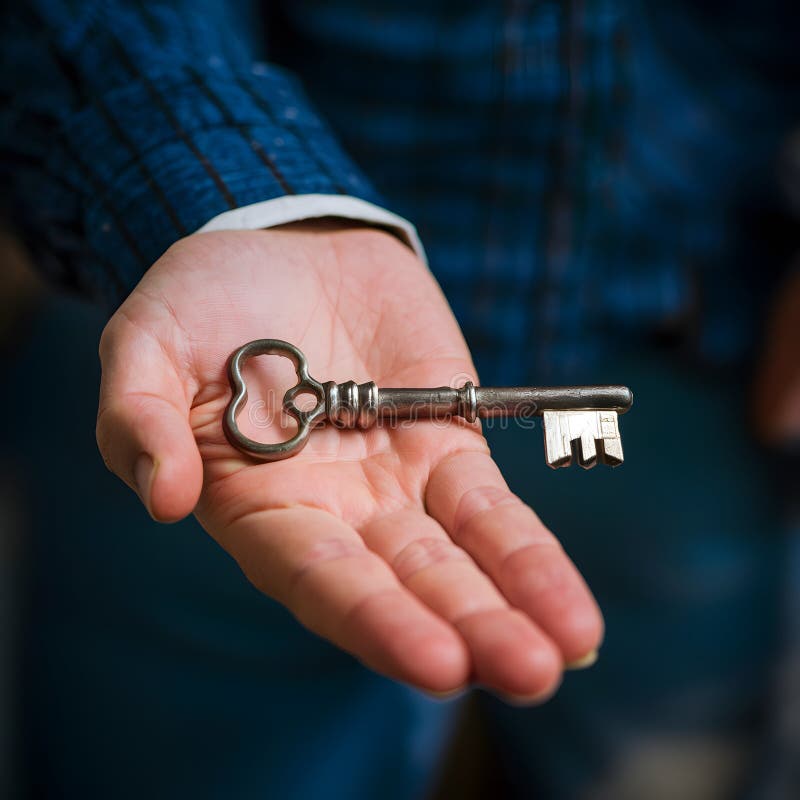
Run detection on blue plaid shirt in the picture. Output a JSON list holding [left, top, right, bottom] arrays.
[[3, 1, 798, 382]]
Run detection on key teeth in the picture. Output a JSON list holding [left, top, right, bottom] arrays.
[[543, 411, 572, 468], [598, 411, 624, 466], [599, 437, 624, 467], [546, 452, 572, 469], [578, 432, 597, 469], [542, 410, 624, 469]]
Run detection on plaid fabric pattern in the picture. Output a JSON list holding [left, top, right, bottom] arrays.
[[3, 1, 798, 382]]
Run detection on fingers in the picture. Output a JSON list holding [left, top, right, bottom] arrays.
[[426, 450, 604, 664], [97, 318, 203, 522], [213, 506, 470, 693], [362, 510, 562, 699]]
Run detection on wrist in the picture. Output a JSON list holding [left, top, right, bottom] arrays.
[[196, 193, 426, 265]]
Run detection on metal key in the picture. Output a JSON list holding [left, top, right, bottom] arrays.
[[224, 339, 633, 468]]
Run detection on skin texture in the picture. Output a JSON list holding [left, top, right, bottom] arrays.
[[96, 222, 604, 699]]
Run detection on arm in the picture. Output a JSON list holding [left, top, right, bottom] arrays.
[[3, 2, 603, 699], [1, 1, 416, 304]]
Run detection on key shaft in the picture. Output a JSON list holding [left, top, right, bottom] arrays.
[[335, 384, 633, 425], [472, 385, 633, 417]]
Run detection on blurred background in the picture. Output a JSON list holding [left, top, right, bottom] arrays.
[[1, 229, 799, 799], [3, 2, 800, 798]]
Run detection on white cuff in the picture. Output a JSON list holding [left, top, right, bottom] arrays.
[[196, 194, 427, 265]]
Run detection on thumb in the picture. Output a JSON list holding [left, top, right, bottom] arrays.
[[96, 317, 203, 522]]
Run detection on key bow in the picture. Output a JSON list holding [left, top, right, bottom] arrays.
[[224, 339, 327, 461]]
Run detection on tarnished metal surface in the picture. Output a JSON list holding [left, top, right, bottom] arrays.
[[224, 339, 633, 466]]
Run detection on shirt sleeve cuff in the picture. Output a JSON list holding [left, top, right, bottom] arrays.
[[196, 194, 428, 266]]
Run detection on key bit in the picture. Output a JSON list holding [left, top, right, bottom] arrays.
[[224, 339, 633, 466], [543, 410, 624, 469]]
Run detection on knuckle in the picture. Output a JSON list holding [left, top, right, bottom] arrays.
[[94, 402, 124, 461], [288, 538, 368, 595], [392, 536, 469, 582], [98, 316, 123, 362], [451, 485, 522, 540], [95, 393, 155, 456], [501, 542, 571, 599]]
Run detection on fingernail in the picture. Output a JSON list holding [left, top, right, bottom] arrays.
[[565, 649, 598, 671], [134, 453, 155, 513]]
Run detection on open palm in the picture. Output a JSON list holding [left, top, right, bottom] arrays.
[[97, 224, 602, 698]]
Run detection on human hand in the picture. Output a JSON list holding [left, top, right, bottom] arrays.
[[96, 223, 603, 699]]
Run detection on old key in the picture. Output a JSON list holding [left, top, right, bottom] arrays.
[[224, 339, 633, 468]]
